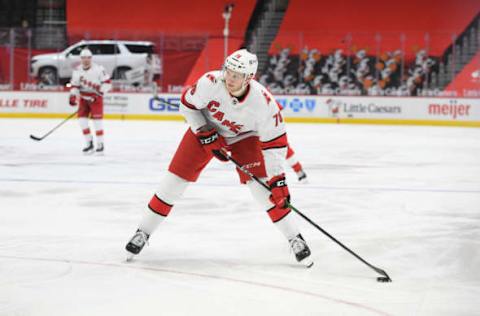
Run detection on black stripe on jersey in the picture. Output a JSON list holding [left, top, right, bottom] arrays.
[[147, 204, 167, 217], [261, 133, 287, 144], [233, 84, 250, 103], [262, 145, 287, 150], [153, 194, 173, 207], [147, 194, 172, 217]]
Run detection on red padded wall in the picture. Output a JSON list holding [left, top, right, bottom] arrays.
[[184, 37, 244, 86], [272, 0, 480, 56], [67, 0, 255, 38], [0, 47, 57, 88]]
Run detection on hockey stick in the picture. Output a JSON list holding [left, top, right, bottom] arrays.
[[153, 96, 180, 108], [151, 82, 180, 108], [224, 151, 392, 282], [30, 110, 78, 141]]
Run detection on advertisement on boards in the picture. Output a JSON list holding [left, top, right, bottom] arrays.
[[1, 91, 479, 126]]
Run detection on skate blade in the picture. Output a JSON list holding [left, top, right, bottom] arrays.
[[297, 174, 308, 184], [300, 258, 314, 268], [83, 150, 94, 156], [125, 252, 135, 262], [94, 151, 105, 156]]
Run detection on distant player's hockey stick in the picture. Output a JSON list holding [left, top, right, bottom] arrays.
[[153, 96, 180, 108], [224, 151, 392, 282], [151, 83, 183, 109], [30, 110, 78, 141]]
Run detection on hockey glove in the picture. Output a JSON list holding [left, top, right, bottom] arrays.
[[196, 128, 228, 162], [267, 173, 290, 208], [69, 95, 77, 106]]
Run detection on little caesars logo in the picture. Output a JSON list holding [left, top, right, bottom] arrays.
[[326, 99, 401, 117]]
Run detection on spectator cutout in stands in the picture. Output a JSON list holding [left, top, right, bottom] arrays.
[[260, 47, 439, 96]]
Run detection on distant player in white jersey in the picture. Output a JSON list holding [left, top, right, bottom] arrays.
[[125, 49, 313, 267], [69, 48, 111, 154], [275, 98, 308, 183], [286, 144, 308, 182]]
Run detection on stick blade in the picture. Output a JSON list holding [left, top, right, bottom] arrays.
[[30, 135, 42, 141], [373, 267, 392, 282]]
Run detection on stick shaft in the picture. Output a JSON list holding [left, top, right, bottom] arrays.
[[30, 111, 78, 141], [224, 151, 391, 280]]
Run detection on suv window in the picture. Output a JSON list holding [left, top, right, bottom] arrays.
[[125, 44, 155, 54], [88, 44, 119, 55], [68, 45, 87, 56], [67, 44, 119, 56]]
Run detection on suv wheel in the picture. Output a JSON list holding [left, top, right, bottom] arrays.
[[112, 66, 131, 80], [38, 67, 59, 85]]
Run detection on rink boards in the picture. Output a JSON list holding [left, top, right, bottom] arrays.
[[0, 91, 479, 127]]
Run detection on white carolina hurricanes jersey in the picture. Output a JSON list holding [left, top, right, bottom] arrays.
[[70, 63, 111, 96], [180, 70, 288, 178]]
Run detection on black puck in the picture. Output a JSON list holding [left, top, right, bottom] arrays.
[[377, 276, 391, 283]]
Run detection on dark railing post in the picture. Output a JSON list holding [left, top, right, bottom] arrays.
[[9, 28, 15, 88]]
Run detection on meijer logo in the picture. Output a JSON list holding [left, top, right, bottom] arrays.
[[428, 100, 471, 119]]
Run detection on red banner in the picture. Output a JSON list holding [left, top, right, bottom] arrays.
[[445, 52, 480, 97]]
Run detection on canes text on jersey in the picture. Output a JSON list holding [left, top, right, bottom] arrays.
[[207, 100, 243, 133]]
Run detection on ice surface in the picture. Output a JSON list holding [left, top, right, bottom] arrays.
[[1, 118, 479, 316]]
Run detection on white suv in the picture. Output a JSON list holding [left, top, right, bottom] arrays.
[[30, 40, 162, 85]]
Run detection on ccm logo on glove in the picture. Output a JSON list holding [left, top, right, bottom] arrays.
[[267, 173, 290, 209], [196, 128, 228, 161]]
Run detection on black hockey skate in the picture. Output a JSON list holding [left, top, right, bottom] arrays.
[[125, 229, 150, 261], [289, 234, 313, 268], [95, 143, 104, 155], [82, 141, 94, 155], [296, 170, 308, 183]]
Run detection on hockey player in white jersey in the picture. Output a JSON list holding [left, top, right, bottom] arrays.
[[125, 49, 313, 267], [272, 97, 308, 182], [286, 145, 308, 183], [69, 48, 111, 154]]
